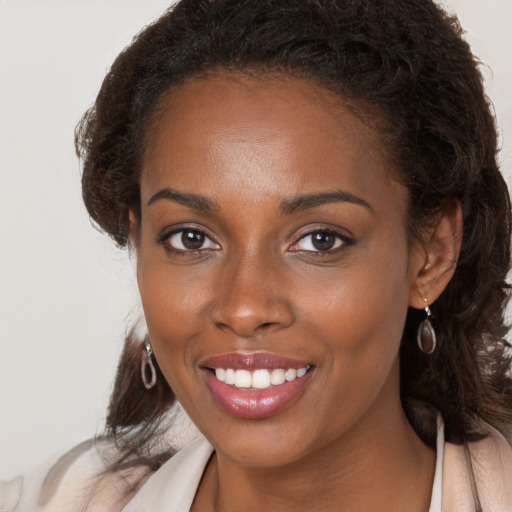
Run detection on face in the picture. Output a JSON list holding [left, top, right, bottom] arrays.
[[135, 74, 420, 468]]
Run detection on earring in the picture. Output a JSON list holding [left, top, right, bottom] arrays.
[[417, 299, 437, 354], [141, 339, 157, 390]]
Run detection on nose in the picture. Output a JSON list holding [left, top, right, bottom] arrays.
[[211, 250, 294, 338]]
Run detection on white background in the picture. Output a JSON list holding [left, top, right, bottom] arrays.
[[0, 0, 511, 478]]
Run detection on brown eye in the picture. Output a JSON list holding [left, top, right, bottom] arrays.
[[182, 230, 205, 249], [290, 230, 345, 252], [166, 229, 219, 251], [311, 232, 337, 251]]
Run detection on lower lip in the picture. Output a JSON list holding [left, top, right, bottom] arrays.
[[203, 369, 314, 420]]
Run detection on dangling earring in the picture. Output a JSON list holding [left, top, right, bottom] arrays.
[[417, 299, 437, 354], [141, 339, 157, 389]]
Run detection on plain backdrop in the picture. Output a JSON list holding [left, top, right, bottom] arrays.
[[0, 0, 511, 478]]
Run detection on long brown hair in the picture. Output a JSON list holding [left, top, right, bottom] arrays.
[[76, 0, 512, 472]]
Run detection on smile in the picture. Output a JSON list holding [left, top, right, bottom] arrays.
[[200, 352, 315, 419]]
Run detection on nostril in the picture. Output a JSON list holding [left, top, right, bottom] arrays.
[[211, 296, 294, 337]]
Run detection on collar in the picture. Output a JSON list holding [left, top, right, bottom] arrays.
[[428, 413, 444, 512], [121, 435, 214, 512]]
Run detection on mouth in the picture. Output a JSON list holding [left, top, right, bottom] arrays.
[[200, 352, 315, 419]]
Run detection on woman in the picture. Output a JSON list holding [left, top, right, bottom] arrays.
[[4, 0, 512, 510]]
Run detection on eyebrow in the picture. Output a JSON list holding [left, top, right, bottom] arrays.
[[147, 188, 220, 213], [146, 187, 372, 215], [279, 190, 372, 215]]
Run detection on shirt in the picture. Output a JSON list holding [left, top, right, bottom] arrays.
[[3, 415, 512, 511]]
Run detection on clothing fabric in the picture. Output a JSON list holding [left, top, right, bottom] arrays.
[[2, 416, 512, 512]]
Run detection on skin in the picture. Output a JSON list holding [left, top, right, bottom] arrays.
[[132, 74, 462, 511]]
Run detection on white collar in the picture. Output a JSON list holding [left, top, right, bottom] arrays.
[[121, 435, 214, 512], [428, 413, 444, 512]]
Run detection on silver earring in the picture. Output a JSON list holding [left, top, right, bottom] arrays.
[[417, 299, 437, 354], [141, 339, 157, 389]]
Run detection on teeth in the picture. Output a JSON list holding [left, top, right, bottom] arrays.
[[270, 369, 286, 385], [225, 368, 235, 385], [252, 369, 271, 389], [296, 367, 307, 378], [285, 368, 297, 381], [234, 369, 252, 388], [213, 366, 310, 389]]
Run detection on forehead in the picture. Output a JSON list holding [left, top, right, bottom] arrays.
[[141, 73, 403, 209]]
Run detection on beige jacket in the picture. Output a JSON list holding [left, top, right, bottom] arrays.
[[2, 417, 512, 512]]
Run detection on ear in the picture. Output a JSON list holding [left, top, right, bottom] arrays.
[[408, 199, 463, 310]]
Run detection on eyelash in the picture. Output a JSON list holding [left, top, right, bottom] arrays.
[[157, 226, 353, 256], [289, 228, 353, 256], [158, 227, 220, 256]]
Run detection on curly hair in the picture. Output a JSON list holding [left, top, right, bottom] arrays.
[[75, 0, 512, 471]]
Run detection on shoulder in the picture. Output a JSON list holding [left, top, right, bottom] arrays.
[[442, 421, 512, 512], [1, 439, 148, 512]]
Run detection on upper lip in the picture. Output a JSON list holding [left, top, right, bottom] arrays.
[[199, 351, 313, 371]]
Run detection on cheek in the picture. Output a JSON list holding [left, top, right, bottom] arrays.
[[136, 251, 214, 389], [137, 237, 211, 327], [304, 240, 410, 406], [296, 232, 410, 332]]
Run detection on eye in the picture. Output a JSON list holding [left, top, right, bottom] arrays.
[[290, 229, 346, 252], [163, 228, 220, 252]]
